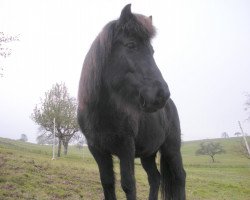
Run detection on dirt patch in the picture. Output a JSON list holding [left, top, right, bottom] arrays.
[[0, 154, 6, 167], [1, 183, 16, 190]]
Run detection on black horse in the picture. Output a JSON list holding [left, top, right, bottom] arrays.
[[78, 4, 186, 200]]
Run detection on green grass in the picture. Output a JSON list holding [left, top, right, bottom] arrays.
[[182, 137, 250, 200], [0, 137, 249, 199]]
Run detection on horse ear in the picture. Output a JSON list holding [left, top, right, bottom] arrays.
[[149, 15, 152, 21], [119, 4, 133, 24]]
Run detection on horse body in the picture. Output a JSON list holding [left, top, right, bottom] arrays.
[[78, 4, 186, 200]]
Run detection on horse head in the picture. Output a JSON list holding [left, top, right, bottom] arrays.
[[103, 4, 170, 113]]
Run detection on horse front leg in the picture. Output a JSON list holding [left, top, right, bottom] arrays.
[[88, 145, 116, 200], [117, 138, 136, 200], [141, 154, 161, 200]]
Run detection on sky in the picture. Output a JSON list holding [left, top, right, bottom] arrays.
[[0, 0, 250, 143]]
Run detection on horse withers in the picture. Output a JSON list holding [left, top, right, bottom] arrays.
[[77, 4, 186, 200]]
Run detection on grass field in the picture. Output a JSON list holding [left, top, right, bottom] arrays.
[[0, 137, 250, 200]]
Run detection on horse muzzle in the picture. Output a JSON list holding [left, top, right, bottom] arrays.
[[139, 86, 170, 113]]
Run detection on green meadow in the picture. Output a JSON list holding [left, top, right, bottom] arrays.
[[0, 137, 249, 200]]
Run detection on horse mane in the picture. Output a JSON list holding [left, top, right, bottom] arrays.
[[120, 14, 156, 40], [78, 13, 156, 111]]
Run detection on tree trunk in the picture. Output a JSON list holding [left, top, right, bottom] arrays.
[[57, 139, 62, 157], [63, 140, 69, 155], [211, 155, 215, 163]]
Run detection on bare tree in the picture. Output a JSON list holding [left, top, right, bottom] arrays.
[[238, 121, 250, 158], [245, 93, 250, 121], [234, 139, 250, 159], [221, 132, 229, 138], [19, 134, 28, 142], [31, 82, 79, 157], [36, 134, 58, 145], [0, 32, 20, 77], [196, 141, 226, 162], [234, 132, 241, 137], [76, 137, 86, 150]]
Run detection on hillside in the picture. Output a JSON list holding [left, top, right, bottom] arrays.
[[0, 137, 250, 199]]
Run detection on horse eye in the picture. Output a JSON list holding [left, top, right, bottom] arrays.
[[125, 41, 137, 49]]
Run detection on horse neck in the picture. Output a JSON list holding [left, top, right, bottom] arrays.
[[94, 85, 140, 119]]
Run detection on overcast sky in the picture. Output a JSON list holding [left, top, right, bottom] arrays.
[[1, 0, 250, 143]]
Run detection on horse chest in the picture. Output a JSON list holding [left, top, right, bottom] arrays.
[[135, 113, 167, 157], [84, 112, 137, 152]]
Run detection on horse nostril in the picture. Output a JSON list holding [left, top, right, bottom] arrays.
[[153, 89, 170, 108], [139, 88, 170, 112], [139, 93, 146, 108], [153, 96, 165, 107], [165, 90, 170, 100]]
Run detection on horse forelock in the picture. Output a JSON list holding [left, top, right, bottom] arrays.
[[117, 13, 156, 41], [134, 14, 156, 39]]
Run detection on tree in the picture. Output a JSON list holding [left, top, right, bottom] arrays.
[[245, 93, 250, 121], [234, 132, 241, 137], [0, 32, 20, 77], [195, 141, 226, 162], [75, 136, 86, 150], [76, 140, 84, 150], [36, 134, 57, 145], [221, 132, 229, 138], [31, 82, 79, 157], [19, 134, 28, 142], [234, 139, 250, 159]]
